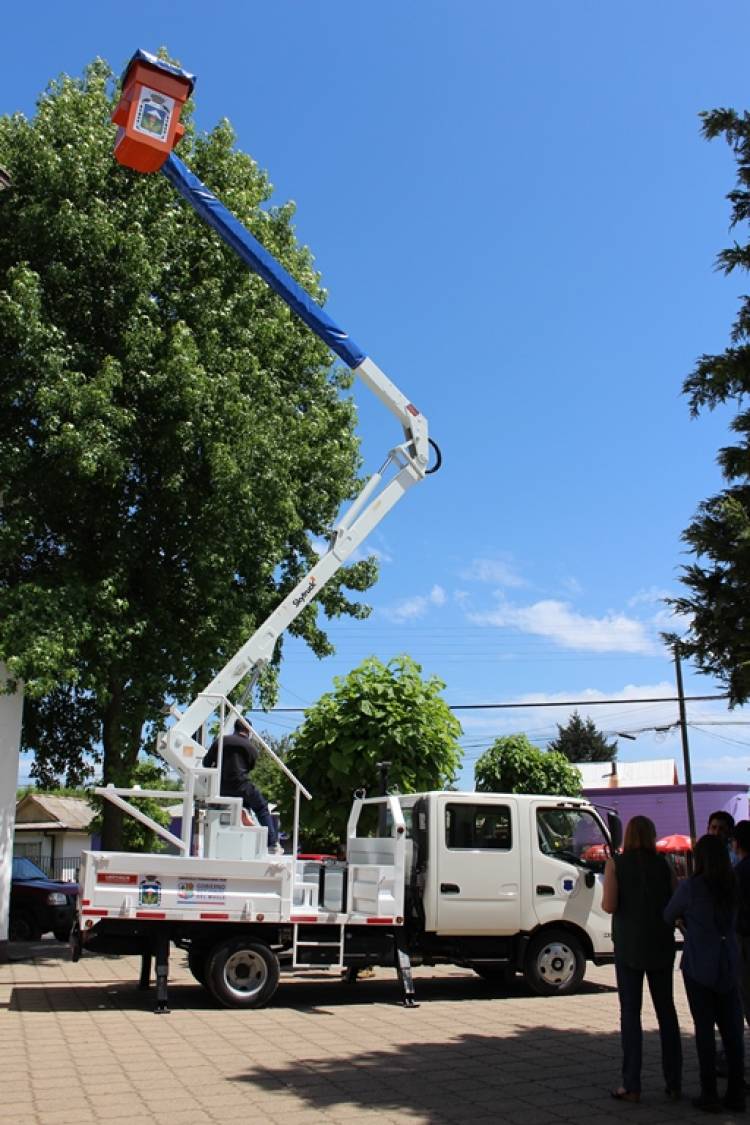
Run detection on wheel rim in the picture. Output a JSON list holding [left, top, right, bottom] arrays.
[[222, 949, 269, 1000], [535, 940, 576, 988]]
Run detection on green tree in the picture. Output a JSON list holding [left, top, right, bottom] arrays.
[[0, 57, 376, 846], [475, 734, 582, 797], [667, 109, 750, 705], [281, 656, 462, 850], [547, 711, 617, 763]]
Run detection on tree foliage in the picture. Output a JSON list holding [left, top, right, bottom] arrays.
[[0, 56, 377, 844], [668, 109, 750, 705], [547, 710, 617, 763], [475, 734, 582, 797], [280, 656, 462, 850]]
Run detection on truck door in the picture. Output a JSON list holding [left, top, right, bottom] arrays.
[[532, 804, 612, 954], [434, 799, 521, 935]]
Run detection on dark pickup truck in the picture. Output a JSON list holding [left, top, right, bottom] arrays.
[[10, 857, 79, 942]]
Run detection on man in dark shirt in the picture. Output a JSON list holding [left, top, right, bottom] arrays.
[[203, 718, 281, 851]]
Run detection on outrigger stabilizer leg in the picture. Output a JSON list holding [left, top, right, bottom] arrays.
[[154, 931, 171, 1015], [395, 942, 419, 1008]]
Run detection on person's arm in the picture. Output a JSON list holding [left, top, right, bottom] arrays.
[[664, 879, 688, 927], [602, 857, 618, 914]]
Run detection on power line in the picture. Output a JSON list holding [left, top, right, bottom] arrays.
[[255, 692, 729, 715]]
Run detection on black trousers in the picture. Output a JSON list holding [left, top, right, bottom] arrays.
[[615, 957, 682, 1094], [683, 972, 744, 1099]]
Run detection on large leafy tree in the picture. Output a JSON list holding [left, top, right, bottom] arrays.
[[281, 656, 462, 850], [547, 711, 617, 763], [0, 57, 376, 846], [475, 734, 582, 797], [668, 109, 750, 705]]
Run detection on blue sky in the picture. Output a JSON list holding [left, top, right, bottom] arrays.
[[6, 1, 750, 789]]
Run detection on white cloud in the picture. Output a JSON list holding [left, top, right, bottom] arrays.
[[468, 597, 656, 655], [381, 584, 447, 623], [461, 556, 527, 588]]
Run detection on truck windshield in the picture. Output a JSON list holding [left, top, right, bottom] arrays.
[[537, 807, 609, 867]]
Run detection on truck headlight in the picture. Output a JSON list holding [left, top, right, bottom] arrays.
[[47, 892, 68, 906]]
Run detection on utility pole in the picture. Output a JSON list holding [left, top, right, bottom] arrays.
[[674, 645, 698, 853]]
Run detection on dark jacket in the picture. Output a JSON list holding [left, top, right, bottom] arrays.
[[613, 850, 676, 971], [664, 874, 738, 992], [735, 854, 750, 938], [203, 732, 258, 795]]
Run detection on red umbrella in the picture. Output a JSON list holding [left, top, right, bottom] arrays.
[[656, 834, 692, 853]]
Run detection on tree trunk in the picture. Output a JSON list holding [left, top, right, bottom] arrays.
[[99, 684, 146, 851]]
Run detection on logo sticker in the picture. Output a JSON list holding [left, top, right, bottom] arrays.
[[177, 879, 226, 906], [134, 88, 174, 141], [139, 877, 162, 907], [292, 576, 317, 609]]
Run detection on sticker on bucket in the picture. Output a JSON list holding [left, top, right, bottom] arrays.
[[134, 88, 175, 141]]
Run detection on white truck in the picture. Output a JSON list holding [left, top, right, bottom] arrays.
[[73, 51, 620, 1010]]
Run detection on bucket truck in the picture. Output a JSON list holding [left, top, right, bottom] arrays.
[[73, 52, 618, 1011]]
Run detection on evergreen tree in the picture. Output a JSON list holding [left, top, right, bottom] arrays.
[[548, 711, 617, 762], [667, 109, 750, 704]]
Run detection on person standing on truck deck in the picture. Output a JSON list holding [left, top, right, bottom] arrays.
[[204, 718, 282, 852], [665, 833, 745, 1113], [603, 814, 682, 1105]]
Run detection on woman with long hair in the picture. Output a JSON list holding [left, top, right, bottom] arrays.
[[603, 814, 681, 1103], [665, 833, 745, 1112]]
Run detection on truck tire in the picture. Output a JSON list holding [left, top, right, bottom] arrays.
[[9, 912, 42, 942], [524, 929, 585, 996], [187, 948, 208, 988], [205, 939, 280, 1009], [53, 926, 72, 943]]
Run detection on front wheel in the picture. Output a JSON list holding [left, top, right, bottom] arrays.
[[9, 912, 42, 942], [205, 939, 280, 1009], [524, 929, 585, 996]]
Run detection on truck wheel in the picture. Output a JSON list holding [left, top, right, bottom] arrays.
[[206, 939, 280, 1009], [53, 925, 72, 943], [9, 912, 42, 942], [187, 948, 208, 988], [524, 929, 585, 996]]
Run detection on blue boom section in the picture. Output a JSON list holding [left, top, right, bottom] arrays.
[[162, 153, 366, 369]]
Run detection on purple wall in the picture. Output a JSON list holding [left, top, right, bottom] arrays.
[[584, 782, 749, 840]]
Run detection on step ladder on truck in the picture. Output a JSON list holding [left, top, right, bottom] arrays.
[[73, 48, 439, 1012], [73, 51, 621, 1013]]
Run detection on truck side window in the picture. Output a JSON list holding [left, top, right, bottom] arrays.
[[445, 804, 512, 850], [536, 807, 608, 866]]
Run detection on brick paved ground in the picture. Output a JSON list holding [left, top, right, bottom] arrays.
[[0, 939, 745, 1124]]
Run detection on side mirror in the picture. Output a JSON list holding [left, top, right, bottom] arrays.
[[585, 870, 595, 889], [608, 812, 623, 853]]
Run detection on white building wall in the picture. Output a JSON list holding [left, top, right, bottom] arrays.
[[0, 667, 24, 954]]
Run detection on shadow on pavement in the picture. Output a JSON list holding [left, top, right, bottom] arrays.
[[226, 1026, 703, 1124], [6, 962, 615, 1014]]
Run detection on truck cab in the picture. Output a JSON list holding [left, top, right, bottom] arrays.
[[397, 791, 614, 994]]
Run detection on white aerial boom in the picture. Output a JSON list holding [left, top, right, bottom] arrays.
[[102, 52, 440, 850]]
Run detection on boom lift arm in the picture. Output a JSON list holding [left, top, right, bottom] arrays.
[[111, 52, 440, 783]]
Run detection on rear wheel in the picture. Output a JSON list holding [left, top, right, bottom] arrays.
[[205, 939, 280, 1009], [524, 929, 585, 996]]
